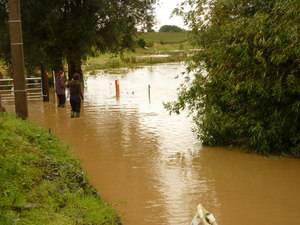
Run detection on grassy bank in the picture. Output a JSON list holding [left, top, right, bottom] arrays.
[[83, 51, 187, 73], [138, 32, 188, 44], [83, 32, 192, 73], [0, 113, 121, 225]]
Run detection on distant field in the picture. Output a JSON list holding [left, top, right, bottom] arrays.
[[138, 32, 189, 44], [83, 32, 193, 72]]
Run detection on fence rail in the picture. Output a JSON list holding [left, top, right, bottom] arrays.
[[0, 77, 43, 102]]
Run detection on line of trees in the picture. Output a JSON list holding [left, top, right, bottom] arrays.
[[167, 0, 300, 156], [0, 0, 156, 79], [159, 25, 185, 32]]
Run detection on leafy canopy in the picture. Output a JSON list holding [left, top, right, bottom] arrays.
[[0, 0, 157, 71], [159, 25, 185, 32], [167, 0, 300, 156]]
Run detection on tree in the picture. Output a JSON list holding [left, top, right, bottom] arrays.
[[21, 0, 64, 72], [167, 0, 300, 156], [159, 25, 184, 32], [0, 0, 66, 74], [0, 0, 157, 78], [0, 0, 9, 64], [60, 0, 157, 79], [137, 38, 146, 48]]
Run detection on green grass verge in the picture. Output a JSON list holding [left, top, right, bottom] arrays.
[[83, 32, 193, 72], [83, 51, 187, 73], [0, 113, 121, 225], [138, 32, 188, 44]]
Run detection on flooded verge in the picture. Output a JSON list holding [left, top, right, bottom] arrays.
[[4, 63, 300, 225]]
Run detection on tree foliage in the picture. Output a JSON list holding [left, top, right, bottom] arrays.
[[159, 25, 185, 32], [0, 0, 157, 75], [137, 38, 147, 48], [167, 0, 300, 156], [0, 0, 9, 62]]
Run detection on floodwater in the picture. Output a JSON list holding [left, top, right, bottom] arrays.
[[4, 63, 300, 225]]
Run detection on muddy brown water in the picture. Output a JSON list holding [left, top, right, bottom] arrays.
[[4, 63, 300, 225]]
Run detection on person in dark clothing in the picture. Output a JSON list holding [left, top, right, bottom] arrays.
[[68, 73, 83, 118], [55, 71, 66, 107]]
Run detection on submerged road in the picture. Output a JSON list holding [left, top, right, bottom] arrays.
[[5, 63, 300, 225]]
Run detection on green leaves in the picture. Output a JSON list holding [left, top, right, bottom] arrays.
[[169, 0, 300, 156], [0, 0, 157, 71]]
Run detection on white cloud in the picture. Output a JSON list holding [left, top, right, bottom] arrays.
[[154, 0, 186, 31]]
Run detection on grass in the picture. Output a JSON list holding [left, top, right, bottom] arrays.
[[0, 113, 121, 225], [83, 32, 193, 73], [138, 32, 189, 44], [83, 51, 187, 73]]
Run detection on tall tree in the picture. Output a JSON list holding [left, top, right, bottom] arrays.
[[0, 0, 9, 64], [167, 0, 300, 155], [0, 0, 157, 78], [21, 0, 64, 72], [61, 0, 157, 79], [0, 0, 66, 72]]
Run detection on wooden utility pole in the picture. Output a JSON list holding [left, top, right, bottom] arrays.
[[8, 0, 28, 119]]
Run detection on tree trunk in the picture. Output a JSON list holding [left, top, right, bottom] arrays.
[[40, 64, 49, 102], [52, 58, 64, 77], [67, 57, 83, 82]]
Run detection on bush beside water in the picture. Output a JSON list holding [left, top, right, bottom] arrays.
[[0, 113, 121, 225], [166, 0, 300, 156]]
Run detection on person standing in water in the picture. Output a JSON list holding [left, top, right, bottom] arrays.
[[55, 70, 66, 107], [68, 73, 83, 118]]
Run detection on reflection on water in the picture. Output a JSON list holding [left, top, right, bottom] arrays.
[[4, 63, 300, 225]]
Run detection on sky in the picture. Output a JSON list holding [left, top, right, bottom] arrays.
[[154, 0, 186, 31]]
